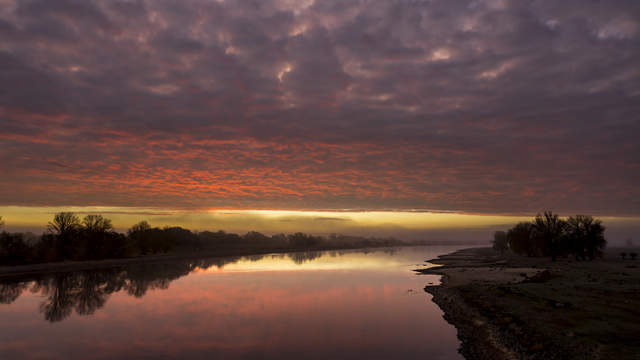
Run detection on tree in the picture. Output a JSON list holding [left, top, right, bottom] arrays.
[[532, 211, 566, 261], [0, 216, 4, 230], [47, 212, 81, 237], [81, 215, 117, 259], [507, 222, 535, 256], [566, 215, 588, 260], [82, 215, 113, 233], [288, 232, 321, 248], [492, 231, 508, 253], [129, 221, 151, 234], [47, 212, 81, 260], [581, 216, 606, 260], [128, 221, 153, 255], [566, 215, 606, 260]]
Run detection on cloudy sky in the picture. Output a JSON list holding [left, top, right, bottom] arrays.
[[1, 0, 639, 236]]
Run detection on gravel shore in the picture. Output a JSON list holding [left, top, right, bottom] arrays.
[[417, 247, 640, 360]]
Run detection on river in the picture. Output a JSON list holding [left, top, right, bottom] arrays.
[[0, 246, 463, 359]]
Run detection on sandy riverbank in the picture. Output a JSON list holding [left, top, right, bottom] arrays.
[[417, 247, 640, 360]]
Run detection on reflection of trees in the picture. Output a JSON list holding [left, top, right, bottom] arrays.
[[0, 282, 27, 304], [37, 275, 77, 322], [75, 271, 113, 315], [0, 246, 401, 322], [287, 251, 323, 265], [0, 254, 265, 322]]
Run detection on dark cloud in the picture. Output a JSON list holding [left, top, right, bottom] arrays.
[[0, 0, 639, 215]]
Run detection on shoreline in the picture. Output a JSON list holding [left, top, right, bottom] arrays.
[[417, 247, 640, 360]]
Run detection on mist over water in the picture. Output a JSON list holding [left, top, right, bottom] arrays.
[[0, 246, 463, 359]]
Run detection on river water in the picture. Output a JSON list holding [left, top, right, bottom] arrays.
[[0, 246, 463, 359]]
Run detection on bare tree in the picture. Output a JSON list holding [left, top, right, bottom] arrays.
[[82, 215, 113, 233], [583, 216, 606, 260], [47, 212, 81, 236], [533, 211, 565, 261], [47, 212, 81, 259], [128, 221, 151, 234], [566, 215, 606, 260]]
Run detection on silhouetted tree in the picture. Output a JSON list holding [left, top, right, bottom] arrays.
[[47, 212, 81, 237], [244, 231, 271, 245], [80, 214, 128, 259], [271, 233, 289, 247], [492, 231, 508, 253], [507, 222, 536, 256], [565, 215, 606, 260], [47, 212, 81, 260], [532, 211, 566, 261], [581, 216, 606, 260], [621, 252, 627, 260], [82, 215, 113, 233], [566, 215, 586, 260], [501, 212, 607, 260], [630, 252, 637, 260], [288, 232, 322, 248], [161, 227, 196, 252], [127, 221, 152, 255]]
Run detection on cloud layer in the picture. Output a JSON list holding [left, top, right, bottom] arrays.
[[1, 0, 639, 214]]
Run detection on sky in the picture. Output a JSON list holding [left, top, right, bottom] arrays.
[[0, 0, 639, 240]]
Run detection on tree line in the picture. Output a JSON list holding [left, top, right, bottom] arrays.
[[0, 213, 404, 266], [492, 211, 607, 261]]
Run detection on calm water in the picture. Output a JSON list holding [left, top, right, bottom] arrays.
[[0, 246, 463, 359]]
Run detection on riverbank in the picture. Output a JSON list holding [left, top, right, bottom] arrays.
[[417, 247, 640, 360]]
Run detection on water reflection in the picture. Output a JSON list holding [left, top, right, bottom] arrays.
[[0, 249, 382, 323], [0, 247, 462, 360]]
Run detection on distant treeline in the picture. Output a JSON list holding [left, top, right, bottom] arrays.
[[0, 213, 405, 266], [492, 211, 606, 261]]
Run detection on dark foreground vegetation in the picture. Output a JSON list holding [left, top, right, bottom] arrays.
[[0, 213, 404, 266], [492, 211, 606, 261]]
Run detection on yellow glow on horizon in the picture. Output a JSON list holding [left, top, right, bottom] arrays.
[[1, 206, 637, 241], [205, 208, 533, 229]]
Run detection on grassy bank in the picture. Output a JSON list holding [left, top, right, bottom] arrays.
[[417, 247, 640, 360]]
